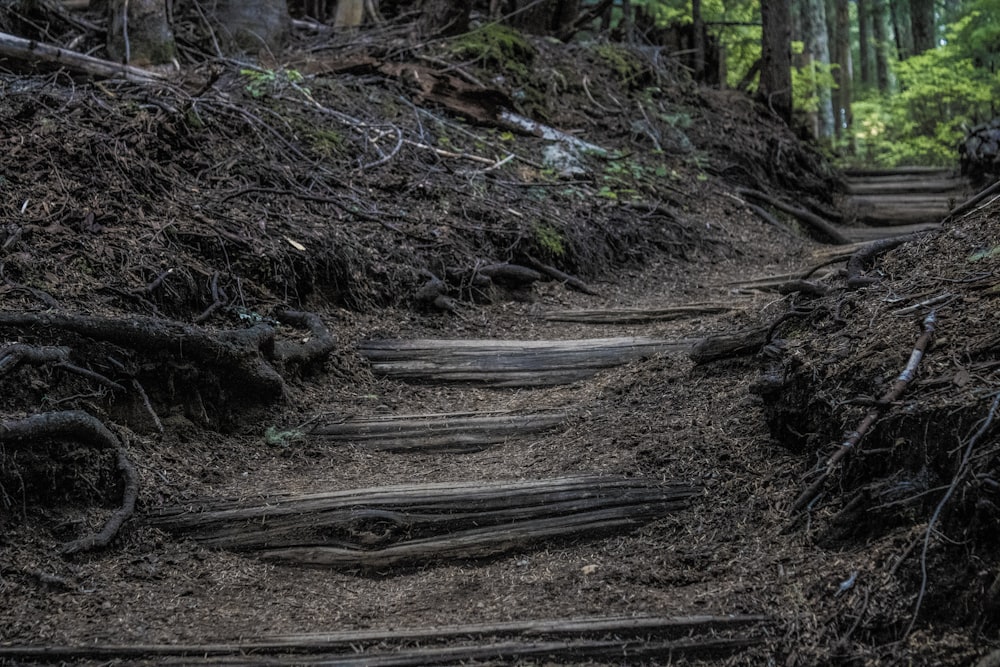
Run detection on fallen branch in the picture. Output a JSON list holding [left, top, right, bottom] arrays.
[[0, 411, 138, 554], [0, 31, 166, 83], [736, 188, 851, 245], [946, 177, 1000, 221], [791, 311, 937, 514]]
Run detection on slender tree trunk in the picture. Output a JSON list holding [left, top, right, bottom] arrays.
[[759, 0, 793, 124], [692, 0, 705, 80], [106, 0, 175, 65], [910, 0, 935, 53], [834, 0, 853, 150], [857, 0, 873, 89], [890, 0, 913, 59], [334, 0, 365, 28], [872, 0, 891, 92], [801, 0, 835, 139]]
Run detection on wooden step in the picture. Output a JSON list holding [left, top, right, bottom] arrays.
[[307, 410, 567, 453], [543, 304, 735, 324], [358, 337, 696, 387], [0, 614, 773, 664], [153, 476, 697, 569]]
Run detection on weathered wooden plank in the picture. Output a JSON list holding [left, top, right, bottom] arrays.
[[844, 177, 968, 195], [308, 411, 567, 452], [0, 614, 771, 662], [845, 222, 940, 242], [153, 476, 696, 568], [842, 166, 955, 178], [543, 304, 734, 324], [358, 337, 696, 386]]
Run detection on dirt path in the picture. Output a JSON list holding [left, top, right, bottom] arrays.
[[0, 25, 995, 663]]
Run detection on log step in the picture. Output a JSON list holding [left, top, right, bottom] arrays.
[[543, 304, 735, 324], [307, 410, 567, 453], [358, 337, 696, 387], [0, 614, 772, 664], [152, 476, 697, 569]]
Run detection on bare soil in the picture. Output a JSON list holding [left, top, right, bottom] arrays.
[[1, 8, 999, 666]]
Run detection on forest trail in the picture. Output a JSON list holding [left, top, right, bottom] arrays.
[[3, 169, 981, 666]]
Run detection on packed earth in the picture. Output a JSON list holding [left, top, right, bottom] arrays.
[[2, 4, 1000, 665]]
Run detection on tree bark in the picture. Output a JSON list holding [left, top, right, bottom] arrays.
[[856, 0, 873, 89], [759, 0, 793, 124], [872, 0, 891, 91], [909, 0, 935, 54], [890, 0, 913, 59], [834, 0, 853, 150], [692, 0, 705, 80], [106, 0, 175, 65], [800, 0, 835, 139]]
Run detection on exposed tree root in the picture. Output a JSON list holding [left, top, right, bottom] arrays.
[[736, 187, 851, 245], [846, 233, 926, 288], [0, 411, 138, 554], [0, 310, 335, 401]]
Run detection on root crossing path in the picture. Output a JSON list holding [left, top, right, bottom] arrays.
[[3, 170, 986, 666]]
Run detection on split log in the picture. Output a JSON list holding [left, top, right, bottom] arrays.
[[844, 177, 968, 195], [358, 337, 696, 387], [844, 222, 940, 243], [690, 326, 770, 364], [0, 613, 771, 662], [153, 476, 697, 569], [308, 410, 567, 452], [544, 304, 734, 324], [0, 31, 166, 83], [841, 167, 955, 178]]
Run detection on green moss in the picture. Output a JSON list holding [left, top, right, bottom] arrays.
[[594, 44, 647, 88], [532, 222, 565, 257], [448, 25, 536, 80], [309, 128, 346, 159]]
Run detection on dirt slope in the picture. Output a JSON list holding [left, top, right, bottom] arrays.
[[1, 13, 998, 667]]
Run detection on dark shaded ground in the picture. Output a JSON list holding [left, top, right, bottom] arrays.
[[1, 5, 999, 666]]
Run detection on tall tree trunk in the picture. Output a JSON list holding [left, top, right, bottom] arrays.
[[334, 0, 365, 28], [801, 0, 835, 139], [759, 0, 793, 124], [910, 0, 935, 53], [872, 0, 891, 92], [210, 0, 290, 53], [107, 0, 175, 65], [857, 0, 873, 89], [418, 0, 470, 36], [834, 0, 853, 150], [692, 0, 705, 80], [890, 0, 913, 59]]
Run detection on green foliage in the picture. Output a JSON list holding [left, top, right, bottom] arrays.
[[532, 223, 565, 256], [448, 24, 536, 80], [240, 67, 307, 98]]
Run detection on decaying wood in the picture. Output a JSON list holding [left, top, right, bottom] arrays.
[[153, 476, 697, 568], [476, 263, 543, 286], [844, 221, 940, 242], [690, 326, 770, 364], [309, 410, 567, 452], [545, 304, 734, 324], [0, 31, 166, 83], [0, 613, 770, 662], [736, 188, 851, 245], [0, 411, 137, 554], [791, 311, 937, 514], [359, 337, 696, 387]]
